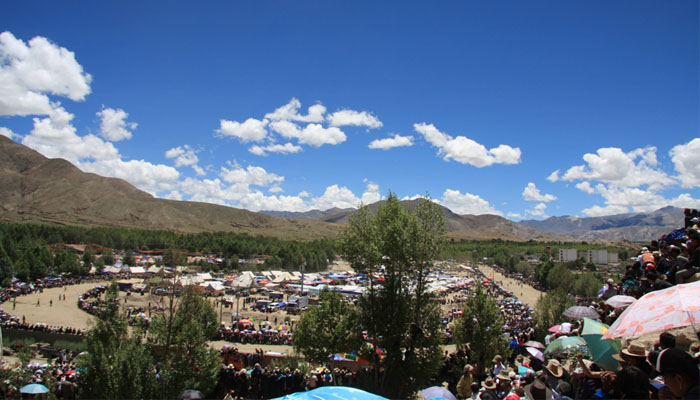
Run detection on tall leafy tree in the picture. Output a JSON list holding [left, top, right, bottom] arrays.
[[147, 286, 220, 398], [78, 282, 157, 399], [339, 193, 445, 398], [533, 289, 574, 342], [293, 289, 363, 363], [453, 286, 509, 379]]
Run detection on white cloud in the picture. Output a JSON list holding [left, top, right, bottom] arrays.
[[310, 185, 363, 210], [439, 189, 502, 216], [522, 182, 557, 202], [298, 191, 310, 198], [264, 98, 326, 123], [269, 120, 301, 138], [368, 134, 414, 150], [360, 182, 381, 205], [546, 170, 560, 182], [0, 32, 92, 116], [670, 138, 700, 188], [413, 123, 521, 167], [0, 127, 17, 139], [297, 124, 346, 147], [581, 205, 630, 217], [507, 212, 523, 219], [165, 145, 205, 176], [269, 186, 284, 194], [327, 109, 382, 129], [80, 158, 180, 195], [22, 107, 120, 164], [526, 202, 548, 217], [219, 164, 284, 187], [249, 142, 302, 156], [561, 146, 669, 188], [217, 118, 267, 142], [575, 182, 596, 194], [96, 107, 136, 141]]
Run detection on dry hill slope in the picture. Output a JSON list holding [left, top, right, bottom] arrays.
[[0, 136, 340, 239]]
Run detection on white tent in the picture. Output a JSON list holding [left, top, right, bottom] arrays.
[[129, 266, 146, 274]]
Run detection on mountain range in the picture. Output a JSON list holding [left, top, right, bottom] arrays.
[[0, 135, 685, 243]]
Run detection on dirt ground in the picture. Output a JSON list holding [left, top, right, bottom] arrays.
[[476, 264, 543, 308]]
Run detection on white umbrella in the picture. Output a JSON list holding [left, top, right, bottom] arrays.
[[526, 346, 544, 362], [604, 295, 636, 309]]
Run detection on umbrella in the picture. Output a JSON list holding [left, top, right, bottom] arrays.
[[271, 386, 388, 400], [420, 386, 457, 400], [581, 317, 620, 371], [563, 306, 600, 320], [544, 336, 587, 355], [604, 295, 636, 309], [523, 340, 545, 350], [526, 346, 544, 362], [548, 325, 561, 333], [602, 280, 700, 340], [178, 389, 204, 399], [20, 383, 49, 394]]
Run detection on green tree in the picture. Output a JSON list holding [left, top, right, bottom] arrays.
[[101, 250, 115, 266], [147, 286, 220, 398], [533, 289, 574, 342], [546, 264, 574, 293], [78, 282, 157, 399], [339, 193, 446, 398], [453, 286, 509, 379], [293, 289, 363, 363], [82, 249, 94, 271], [573, 273, 602, 298], [163, 248, 186, 267], [122, 250, 134, 266]]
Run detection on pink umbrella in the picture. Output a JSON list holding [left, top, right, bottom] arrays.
[[602, 281, 700, 340], [548, 325, 561, 333]]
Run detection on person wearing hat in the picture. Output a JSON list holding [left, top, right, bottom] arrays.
[[457, 364, 474, 399], [523, 376, 552, 400], [656, 348, 699, 399], [478, 377, 499, 400], [613, 342, 654, 378], [495, 370, 517, 400], [490, 355, 506, 378], [543, 359, 569, 390]]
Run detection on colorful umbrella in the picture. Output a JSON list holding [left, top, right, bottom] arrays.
[[602, 280, 700, 340], [544, 336, 587, 355], [523, 340, 545, 350], [581, 317, 620, 371], [526, 346, 544, 362], [271, 386, 388, 400], [604, 295, 636, 309], [548, 325, 561, 333], [20, 383, 49, 394], [563, 306, 600, 320], [420, 386, 457, 400]]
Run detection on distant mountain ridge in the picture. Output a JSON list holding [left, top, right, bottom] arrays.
[[518, 206, 685, 242]]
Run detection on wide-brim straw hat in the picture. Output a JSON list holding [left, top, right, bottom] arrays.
[[544, 359, 563, 378], [481, 377, 497, 390]]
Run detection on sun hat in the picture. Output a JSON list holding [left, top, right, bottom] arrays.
[[492, 355, 503, 363], [544, 359, 563, 378], [655, 348, 697, 375], [620, 342, 648, 358], [496, 370, 511, 381], [481, 377, 497, 390]]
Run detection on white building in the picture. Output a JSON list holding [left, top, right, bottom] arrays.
[[587, 249, 609, 265], [559, 249, 578, 262]]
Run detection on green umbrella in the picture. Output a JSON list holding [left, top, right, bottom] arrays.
[[544, 336, 588, 355], [581, 317, 620, 371]]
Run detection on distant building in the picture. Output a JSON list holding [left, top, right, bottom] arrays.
[[587, 249, 609, 265], [607, 252, 619, 264], [559, 249, 578, 262]]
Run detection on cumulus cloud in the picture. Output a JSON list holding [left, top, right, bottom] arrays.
[[575, 182, 596, 194], [439, 189, 502, 216], [327, 109, 382, 129], [413, 123, 521, 167], [297, 124, 346, 147], [165, 145, 204, 176], [522, 182, 557, 202], [264, 98, 326, 123], [546, 170, 560, 182], [561, 146, 668, 188], [0, 127, 17, 139], [507, 212, 523, 219], [269, 186, 284, 194], [96, 107, 136, 141], [0, 31, 92, 116], [670, 138, 700, 188], [22, 107, 120, 164], [269, 120, 301, 138], [526, 202, 548, 217], [360, 182, 382, 205], [368, 134, 414, 150], [217, 118, 267, 142], [249, 142, 302, 156], [581, 205, 630, 217], [219, 164, 284, 187], [81, 158, 180, 195], [310, 184, 362, 210]]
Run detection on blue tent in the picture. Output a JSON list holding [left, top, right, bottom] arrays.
[[271, 386, 388, 400]]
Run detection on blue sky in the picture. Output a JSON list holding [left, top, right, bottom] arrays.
[[1, 1, 698, 219]]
